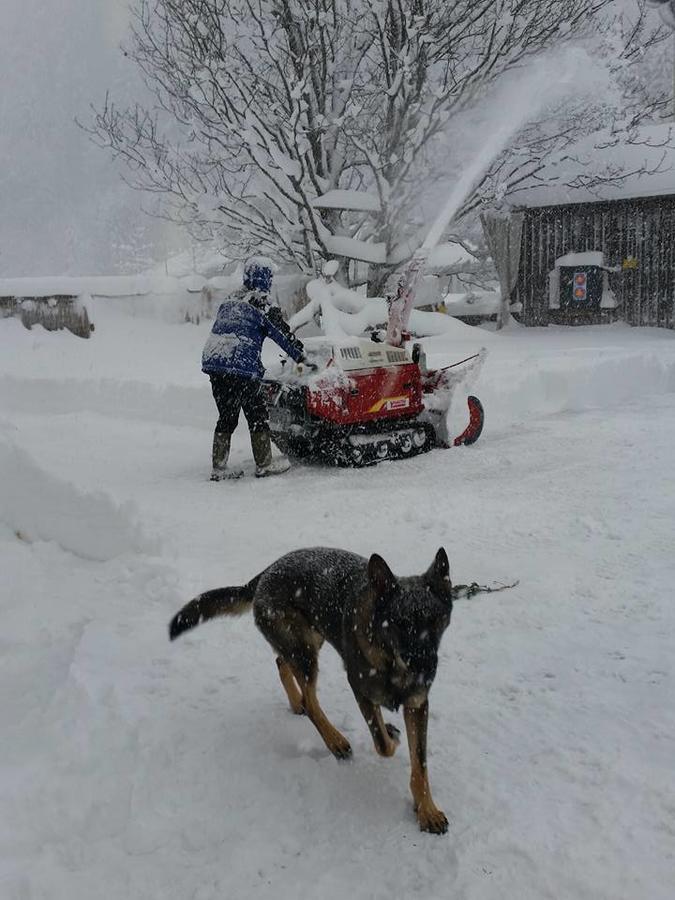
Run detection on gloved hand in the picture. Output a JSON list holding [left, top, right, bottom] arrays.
[[299, 355, 318, 372]]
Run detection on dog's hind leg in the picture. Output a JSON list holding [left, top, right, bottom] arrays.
[[276, 657, 305, 715], [355, 696, 399, 758], [255, 602, 351, 759]]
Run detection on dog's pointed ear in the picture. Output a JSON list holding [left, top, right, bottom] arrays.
[[426, 547, 451, 599], [368, 553, 398, 601]]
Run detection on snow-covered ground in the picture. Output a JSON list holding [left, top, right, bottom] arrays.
[[2, 299, 675, 899]]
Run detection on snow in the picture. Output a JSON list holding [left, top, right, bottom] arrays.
[[311, 190, 381, 212], [291, 277, 488, 340], [244, 255, 277, 272], [419, 52, 580, 260], [0, 274, 207, 299], [555, 251, 606, 268], [324, 235, 387, 264], [442, 291, 501, 317], [2, 300, 675, 899], [0, 433, 155, 561], [426, 241, 476, 270], [203, 331, 241, 361]]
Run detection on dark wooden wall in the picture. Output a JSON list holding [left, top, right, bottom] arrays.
[[517, 195, 675, 328]]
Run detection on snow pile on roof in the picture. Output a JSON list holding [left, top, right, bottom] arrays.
[[512, 124, 675, 208], [555, 251, 605, 268]]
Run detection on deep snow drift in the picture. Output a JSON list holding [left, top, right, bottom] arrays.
[[1, 300, 675, 899]]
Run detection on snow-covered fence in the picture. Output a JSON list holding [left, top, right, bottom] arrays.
[[0, 271, 313, 334], [0, 293, 93, 339]]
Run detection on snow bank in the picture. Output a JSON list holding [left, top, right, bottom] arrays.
[[0, 435, 156, 560], [459, 328, 675, 431]]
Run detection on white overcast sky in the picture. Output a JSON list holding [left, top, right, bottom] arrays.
[[0, 0, 180, 276]]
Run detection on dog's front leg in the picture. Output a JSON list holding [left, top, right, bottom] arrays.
[[355, 696, 400, 757], [403, 701, 448, 834]]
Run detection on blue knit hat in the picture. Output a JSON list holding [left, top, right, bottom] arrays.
[[243, 259, 273, 294]]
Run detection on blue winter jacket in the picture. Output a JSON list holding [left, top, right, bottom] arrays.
[[202, 296, 303, 379]]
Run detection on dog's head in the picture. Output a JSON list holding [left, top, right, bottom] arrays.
[[368, 548, 452, 706]]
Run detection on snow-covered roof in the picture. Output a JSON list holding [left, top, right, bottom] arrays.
[[555, 251, 604, 267], [511, 124, 675, 209]]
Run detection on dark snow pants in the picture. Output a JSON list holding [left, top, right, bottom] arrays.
[[209, 373, 269, 436]]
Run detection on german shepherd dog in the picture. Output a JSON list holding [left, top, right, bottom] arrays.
[[169, 547, 453, 834]]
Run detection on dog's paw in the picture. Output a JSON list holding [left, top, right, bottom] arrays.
[[329, 734, 353, 760], [417, 805, 449, 835], [373, 722, 400, 757]]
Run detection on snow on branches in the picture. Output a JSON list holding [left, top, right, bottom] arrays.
[[85, 0, 672, 290]]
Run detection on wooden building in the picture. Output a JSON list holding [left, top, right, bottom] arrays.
[[516, 194, 675, 327], [510, 125, 675, 328]]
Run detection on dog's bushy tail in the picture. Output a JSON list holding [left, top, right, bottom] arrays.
[[169, 575, 261, 640]]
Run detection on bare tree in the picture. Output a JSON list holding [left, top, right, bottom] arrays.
[[86, 0, 668, 290]]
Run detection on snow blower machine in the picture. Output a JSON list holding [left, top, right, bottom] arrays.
[[264, 337, 484, 467], [263, 257, 485, 468]]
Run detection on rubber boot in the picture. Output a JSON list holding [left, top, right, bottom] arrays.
[[251, 430, 290, 477], [210, 431, 232, 481]]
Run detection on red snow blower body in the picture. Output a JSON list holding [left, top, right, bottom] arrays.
[[263, 336, 484, 467]]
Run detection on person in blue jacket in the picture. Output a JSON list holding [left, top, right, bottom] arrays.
[[202, 258, 305, 480]]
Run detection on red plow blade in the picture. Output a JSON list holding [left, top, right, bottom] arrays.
[[453, 396, 485, 446]]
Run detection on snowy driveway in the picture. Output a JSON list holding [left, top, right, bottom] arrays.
[[2, 311, 675, 899]]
